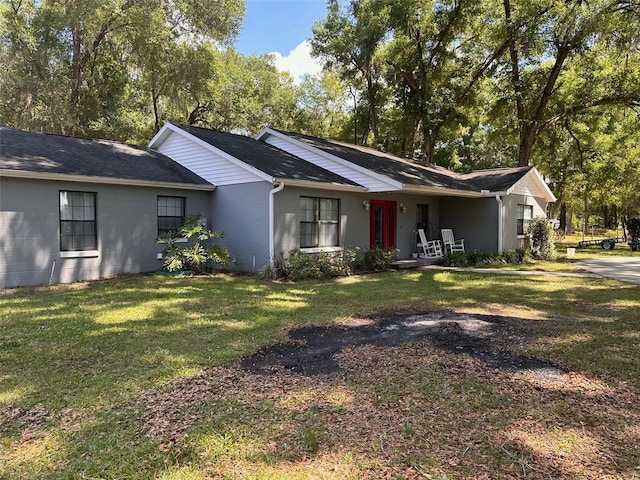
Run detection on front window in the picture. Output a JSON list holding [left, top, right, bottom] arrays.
[[299, 196, 340, 248], [59, 191, 97, 251], [158, 196, 185, 235], [517, 204, 533, 235]]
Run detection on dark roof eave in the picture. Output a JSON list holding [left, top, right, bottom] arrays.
[[401, 184, 493, 198], [0, 169, 216, 191]]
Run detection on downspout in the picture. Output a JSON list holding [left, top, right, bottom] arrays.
[[495, 194, 503, 253], [269, 182, 285, 264]]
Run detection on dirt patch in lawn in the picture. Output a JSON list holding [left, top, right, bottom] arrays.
[[133, 308, 640, 479], [240, 309, 561, 376]]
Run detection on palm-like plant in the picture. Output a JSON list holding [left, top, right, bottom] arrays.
[[156, 214, 230, 273]]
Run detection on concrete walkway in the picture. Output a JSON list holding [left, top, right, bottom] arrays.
[[574, 257, 640, 285], [420, 256, 640, 285]]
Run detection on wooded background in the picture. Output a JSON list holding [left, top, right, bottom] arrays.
[[2, 0, 639, 231]]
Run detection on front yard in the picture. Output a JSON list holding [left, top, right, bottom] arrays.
[[1, 265, 639, 479]]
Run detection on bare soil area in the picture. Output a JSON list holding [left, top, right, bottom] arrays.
[[241, 310, 561, 377]]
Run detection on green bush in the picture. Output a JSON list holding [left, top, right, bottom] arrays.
[[266, 247, 397, 281], [626, 217, 640, 238], [286, 249, 354, 281], [156, 214, 230, 273], [529, 216, 556, 260], [443, 248, 530, 267], [358, 247, 397, 272]]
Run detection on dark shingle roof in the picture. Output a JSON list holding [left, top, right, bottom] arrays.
[[176, 124, 360, 187], [277, 131, 532, 193], [463, 167, 534, 192], [0, 126, 212, 187]]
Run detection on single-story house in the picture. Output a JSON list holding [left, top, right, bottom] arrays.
[[1, 123, 555, 289], [149, 123, 555, 270]]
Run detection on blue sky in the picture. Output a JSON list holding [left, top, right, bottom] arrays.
[[234, 0, 328, 82]]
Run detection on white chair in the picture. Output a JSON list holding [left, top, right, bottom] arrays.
[[441, 229, 465, 253], [418, 229, 443, 258]]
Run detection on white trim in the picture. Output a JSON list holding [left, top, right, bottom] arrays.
[[150, 123, 274, 183], [257, 128, 403, 191], [60, 250, 99, 259], [156, 237, 188, 244], [300, 246, 343, 254], [495, 195, 504, 253], [274, 178, 366, 192], [506, 167, 556, 203], [0, 169, 215, 191]]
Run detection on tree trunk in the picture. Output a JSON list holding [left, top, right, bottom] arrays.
[[559, 202, 567, 231], [365, 69, 379, 145]]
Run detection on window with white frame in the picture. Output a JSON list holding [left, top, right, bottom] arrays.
[[59, 191, 97, 251], [299, 196, 340, 248], [517, 204, 533, 235], [157, 196, 185, 235]]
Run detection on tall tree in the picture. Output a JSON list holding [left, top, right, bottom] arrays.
[[177, 49, 300, 134], [0, 0, 245, 139], [380, 0, 509, 162], [499, 0, 640, 166], [311, 0, 388, 145]]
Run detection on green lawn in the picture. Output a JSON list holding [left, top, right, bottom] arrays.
[[1, 268, 639, 479]]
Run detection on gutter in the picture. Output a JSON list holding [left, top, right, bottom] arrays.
[[496, 195, 504, 253], [481, 190, 505, 253], [269, 181, 285, 264], [402, 185, 487, 198], [272, 178, 366, 193]]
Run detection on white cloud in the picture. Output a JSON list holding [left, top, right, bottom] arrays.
[[271, 40, 324, 85]]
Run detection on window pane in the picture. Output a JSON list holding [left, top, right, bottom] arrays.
[[299, 197, 317, 222], [157, 196, 185, 235], [300, 222, 318, 248], [59, 191, 96, 251], [319, 198, 338, 221], [319, 223, 338, 247], [299, 196, 340, 247], [524, 206, 533, 220]]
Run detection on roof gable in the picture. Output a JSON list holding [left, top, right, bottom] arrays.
[[257, 128, 403, 192], [0, 126, 212, 189], [258, 129, 553, 198], [150, 124, 361, 189]]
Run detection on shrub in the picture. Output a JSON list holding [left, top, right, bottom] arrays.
[[443, 249, 530, 267], [265, 247, 397, 281], [529, 216, 556, 259], [157, 214, 230, 273], [357, 248, 398, 272], [285, 249, 355, 281], [626, 217, 640, 238]]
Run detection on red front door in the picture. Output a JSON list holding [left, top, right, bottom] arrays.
[[370, 200, 396, 250]]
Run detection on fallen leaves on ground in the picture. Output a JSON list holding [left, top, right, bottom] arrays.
[[133, 337, 640, 479]]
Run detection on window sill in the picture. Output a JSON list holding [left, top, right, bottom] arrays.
[[300, 246, 343, 254], [60, 250, 99, 259], [156, 237, 188, 244]]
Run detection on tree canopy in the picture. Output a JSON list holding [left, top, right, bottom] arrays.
[[311, 0, 640, 227], [2, 0, 639, 229]]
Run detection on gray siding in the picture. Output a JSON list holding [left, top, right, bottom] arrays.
[[439, 197, 499, 252], [437, 194, 548, 253], [502, 194, 547, 251], [210, 182, 272, 271], [0, 177, 210, 289], [272, 187, 441, 260]]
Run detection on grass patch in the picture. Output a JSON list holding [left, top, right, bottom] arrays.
[[1, 269, 639, 478]]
